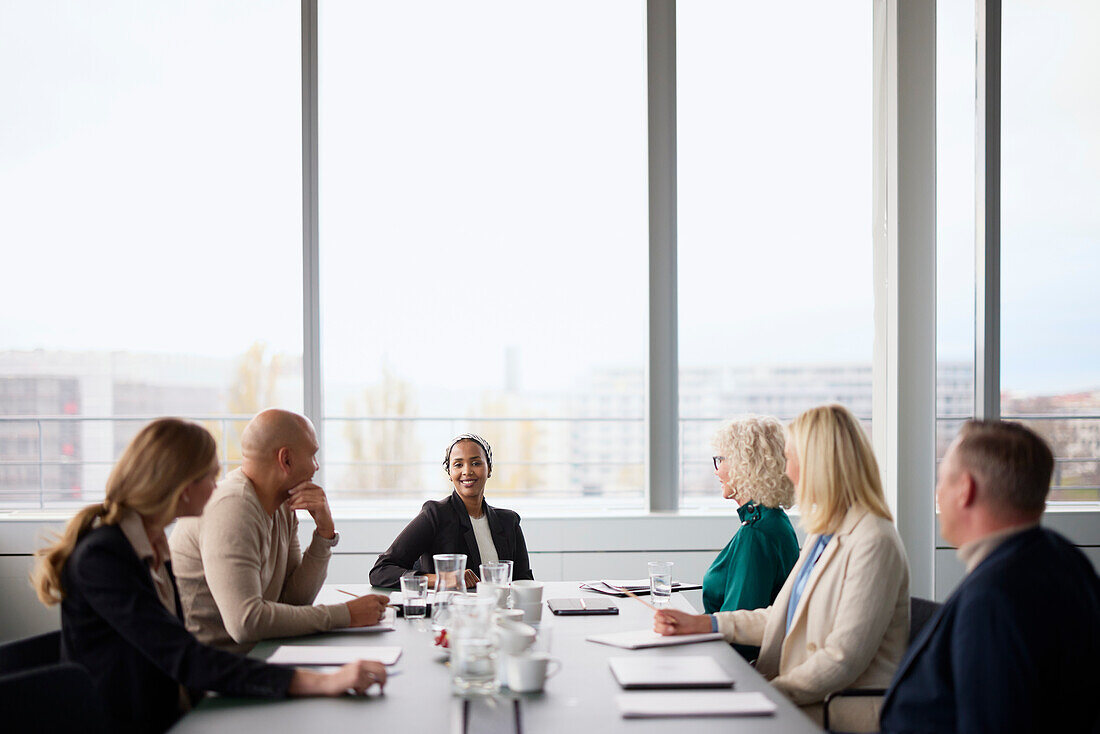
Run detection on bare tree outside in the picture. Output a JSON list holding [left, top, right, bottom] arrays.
[[342, 368, 420, 499]]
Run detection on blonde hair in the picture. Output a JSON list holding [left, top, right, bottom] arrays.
[[789, 404, 892, 535], [32, 418, 217, 606], [711, 415, 794, 508]]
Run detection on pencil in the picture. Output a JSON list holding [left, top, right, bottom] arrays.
[[337, 588, 358, 598], [619, 587, 661, 613]]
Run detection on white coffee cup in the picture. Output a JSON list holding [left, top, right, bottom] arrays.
[[506, 652, 561, 693], [517, 601, 542, 624], [511, 580, 543, 605], [494, 608, 524, 624], [477, 582, 509, 608], [496, 620, 537, 655]]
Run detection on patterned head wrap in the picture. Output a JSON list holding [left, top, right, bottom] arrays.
[[443, 433, 493, 476]]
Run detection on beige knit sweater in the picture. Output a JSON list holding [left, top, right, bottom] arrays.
[[168, 468, 351, 654]]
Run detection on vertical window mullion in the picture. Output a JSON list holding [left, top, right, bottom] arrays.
[[647, 0, 678, 512], [975, 0, 1001, 422]]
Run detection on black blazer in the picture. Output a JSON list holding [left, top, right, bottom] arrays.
[[369, 491, 533, 588], [880, 527, 1100, 734], [60, 524, 295, 734]]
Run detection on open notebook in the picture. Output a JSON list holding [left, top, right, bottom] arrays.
[[580, 580, 702, 597]]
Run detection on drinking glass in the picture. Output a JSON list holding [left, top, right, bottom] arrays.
[[432, 553, 467, 631], [400, 573, 428, 620], [480, 562, 510, 585], [451, 635, 499, 694], [648, 561, 673, 608], [449, 594, 499, 694]]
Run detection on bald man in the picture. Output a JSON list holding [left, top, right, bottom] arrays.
[[169, 409, 388, 653]]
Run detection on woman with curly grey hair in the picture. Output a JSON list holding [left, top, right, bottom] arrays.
[[702, 416, 799, 659]]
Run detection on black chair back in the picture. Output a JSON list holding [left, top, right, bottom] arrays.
[[908, 597, 941, 646], [0, 630, 60, 674], [0, 661, 109, 734]]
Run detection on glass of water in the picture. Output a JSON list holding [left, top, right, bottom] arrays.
[[480, 562, 510, 586], [400, 573, 429, 621], [648, 561, 673, 609]]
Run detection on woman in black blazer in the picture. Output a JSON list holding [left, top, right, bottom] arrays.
[[370, 433, 533, 589], [32, 418, 388, 734]]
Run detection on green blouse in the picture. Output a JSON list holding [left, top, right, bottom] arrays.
[[702, 501, 799, 658]]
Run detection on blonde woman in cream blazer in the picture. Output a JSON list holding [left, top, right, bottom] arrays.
[[655, 405, 910, 732]]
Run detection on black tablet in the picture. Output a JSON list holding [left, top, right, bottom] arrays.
[[547, 598, 619, 615]]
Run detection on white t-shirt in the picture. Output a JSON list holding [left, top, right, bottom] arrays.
[[470, 514, 499, 565]]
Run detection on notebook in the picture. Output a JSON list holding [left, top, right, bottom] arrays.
[[587, 630, 724, 649], [616, 691, 777, 718], [580, 580, 703, 597], [265, 645, 402, 666], [328, 607, 397, 633], [609, 656, 735, 689]]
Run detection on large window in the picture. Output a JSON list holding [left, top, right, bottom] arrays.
[[317, 1, 648, 509], [676, 1, 874, 507], [2, 3, 1097, 513], [1001, 0, 1100, 501], [0, 1, 303, 507]]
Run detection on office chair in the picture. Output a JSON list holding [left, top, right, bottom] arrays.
[[0, 631, 109, 734], [821, 596, 942, 733]]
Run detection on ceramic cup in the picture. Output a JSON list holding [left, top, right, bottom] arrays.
[[511, 580, 543, 606], [506, 652, 561, 693]]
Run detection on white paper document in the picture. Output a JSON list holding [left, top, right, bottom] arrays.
[[580, 580, 703, 596], [586, 630, 724, 649], [266, 645, 403, 666], [609, 655, 735, 689], [617, 691, 777, 718], [328, 607, 397, 633]]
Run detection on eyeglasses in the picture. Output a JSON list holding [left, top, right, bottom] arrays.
[[712, 456, 725, 471]]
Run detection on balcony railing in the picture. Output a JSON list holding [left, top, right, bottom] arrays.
[[2, 413, 1097, 509]]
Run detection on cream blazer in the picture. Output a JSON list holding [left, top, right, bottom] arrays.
[[715, 506, 910, 731]]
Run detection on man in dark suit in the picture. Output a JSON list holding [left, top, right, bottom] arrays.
[[880, 420, 1100, 734]]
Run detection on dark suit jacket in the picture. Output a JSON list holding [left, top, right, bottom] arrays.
[[61, 524, 295, 734], [369, 491, 533, 588], [880, 526, 1100, 734]]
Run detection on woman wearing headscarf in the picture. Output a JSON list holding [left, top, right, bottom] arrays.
[[369, 433, 533, 588]]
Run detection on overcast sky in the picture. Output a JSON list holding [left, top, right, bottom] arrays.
[[1, 0, 1096, 399]]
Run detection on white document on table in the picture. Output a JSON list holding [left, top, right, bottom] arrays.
[[587, 630, 724, 649], [617, 691, 777, 718], [266, 645, 402, 666], [609, 656, 735, 689], [328, 607, 397, 633]]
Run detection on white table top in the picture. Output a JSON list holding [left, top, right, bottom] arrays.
[[170, 582, 820, 734]]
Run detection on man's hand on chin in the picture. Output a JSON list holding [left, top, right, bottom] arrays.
[[287, 480, 336, 538]]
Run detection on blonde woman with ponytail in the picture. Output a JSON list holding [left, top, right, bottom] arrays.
[[653, 405, 910, 732], [33, 418, 388, 734]]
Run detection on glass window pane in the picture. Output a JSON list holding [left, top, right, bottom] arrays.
[[0, 1, 302, 508], [937, 0, 976, 462], [319, 1, 647, 510], [1002, 0, 1100, 502], [677, 1, 874, 508]]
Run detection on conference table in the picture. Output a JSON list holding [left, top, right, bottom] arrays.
[[171, 582, 821, 733]]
